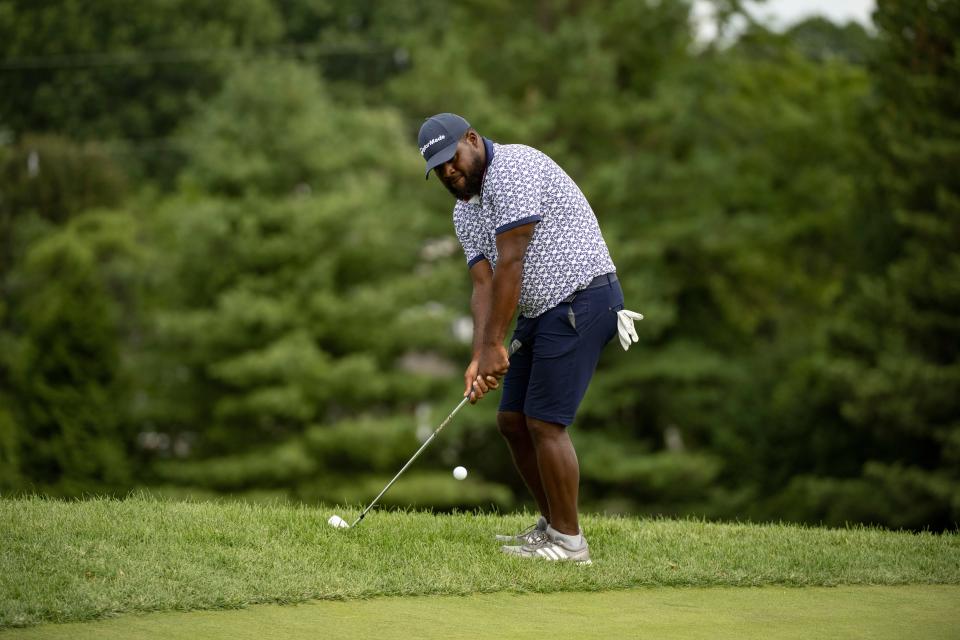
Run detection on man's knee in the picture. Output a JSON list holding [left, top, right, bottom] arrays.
[[525, 416, 566, 444], [497, 411, 528, 440]]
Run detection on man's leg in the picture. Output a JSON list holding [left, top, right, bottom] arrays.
[[497, 411, 551, 522], [526, 416, 580, 536]]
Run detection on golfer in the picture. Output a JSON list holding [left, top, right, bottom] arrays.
[[418, 113, 641, 564]]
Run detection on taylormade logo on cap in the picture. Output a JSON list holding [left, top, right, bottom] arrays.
[[420, 135, 446, 156]]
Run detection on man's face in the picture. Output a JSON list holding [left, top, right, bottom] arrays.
[[434, 132, 485, 201]]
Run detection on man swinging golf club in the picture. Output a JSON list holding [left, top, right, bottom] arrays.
[[418, 113, 642, 564]]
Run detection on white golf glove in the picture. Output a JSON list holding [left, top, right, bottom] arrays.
[[616, 309, 644, 351]]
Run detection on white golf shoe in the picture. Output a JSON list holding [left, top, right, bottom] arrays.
[[500, 526, 592, 565], [494, 516, 548, 544]]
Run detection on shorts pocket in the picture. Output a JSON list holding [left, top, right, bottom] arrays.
[[537, 303, 580, 358], [566, 291, 592, 333]]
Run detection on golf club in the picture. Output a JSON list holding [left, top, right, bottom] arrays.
[[330, 339, 522, 529]]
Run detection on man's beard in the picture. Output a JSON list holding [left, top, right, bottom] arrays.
[[442, 155, 485, 200]]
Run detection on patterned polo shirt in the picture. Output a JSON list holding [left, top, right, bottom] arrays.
[[452, 139, 616, 318]]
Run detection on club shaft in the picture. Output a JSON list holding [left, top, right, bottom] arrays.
[[351, 396, 470, 527], [349, 339, 521, 528]]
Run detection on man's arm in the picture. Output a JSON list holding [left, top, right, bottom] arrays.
[[475, 222, 536, 384], [468, 258, 494, 359], [462, 258, 496, 403]]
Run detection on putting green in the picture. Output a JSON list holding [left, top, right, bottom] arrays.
[[6, 586, 959, 639]]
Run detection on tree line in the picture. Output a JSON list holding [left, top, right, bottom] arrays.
[[0, 0, 956, 531]]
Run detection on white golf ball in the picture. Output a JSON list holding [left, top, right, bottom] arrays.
[[327, 514, 348, 529], [453, 466, 468, 480]]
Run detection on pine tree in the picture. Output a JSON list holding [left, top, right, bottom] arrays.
[[9, 214, 140, 494], [787, 0, 960, 530]]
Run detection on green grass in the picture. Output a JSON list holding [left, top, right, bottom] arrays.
[[2, 496, 959, 630], [6, 586, 960, 639]]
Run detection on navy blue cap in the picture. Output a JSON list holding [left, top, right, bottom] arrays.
[[418, 113, 470, 179]]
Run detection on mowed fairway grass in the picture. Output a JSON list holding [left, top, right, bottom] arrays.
[[6, 586, 960, 640], [2, 496, 959, 637]]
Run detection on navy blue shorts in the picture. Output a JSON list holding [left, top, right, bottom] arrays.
[[498, 273, 623, 427]]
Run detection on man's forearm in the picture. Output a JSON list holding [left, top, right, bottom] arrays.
[[470, 281, 493, 358], [481, 259, 523, 348]]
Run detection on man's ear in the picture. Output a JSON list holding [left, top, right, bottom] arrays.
[[465, 129, 481, 148]]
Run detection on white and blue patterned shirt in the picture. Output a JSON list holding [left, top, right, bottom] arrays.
[[452, 140, 616, 318]]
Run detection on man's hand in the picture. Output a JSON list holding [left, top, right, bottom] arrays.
[[476, 343, 510, 390], [464, 359, 499, 404]]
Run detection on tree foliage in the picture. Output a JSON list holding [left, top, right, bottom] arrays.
[[1, 0, 956, 530], [795, 0, 960, 529], [3, 212, 141, 493]]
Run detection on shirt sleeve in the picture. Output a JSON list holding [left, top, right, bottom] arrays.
[[491, 155, 542, 235], [453, 208, 486, 268]]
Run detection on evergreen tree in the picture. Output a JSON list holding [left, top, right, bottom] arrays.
[[766, 0, 960, 530], [7, 212, 142, 494]]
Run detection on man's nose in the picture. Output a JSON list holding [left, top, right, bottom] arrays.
[[440, 161, 456, 178]]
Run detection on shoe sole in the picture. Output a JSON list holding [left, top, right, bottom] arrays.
[[506, 555, 593, 566], [499, 545, 592, 565]]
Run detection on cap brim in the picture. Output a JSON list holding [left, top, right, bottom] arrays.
[[423, 142, 458, 179]]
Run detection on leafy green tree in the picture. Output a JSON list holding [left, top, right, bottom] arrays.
[[273, 0, 436, 90], [0, 0, 282, 141], [0, 135, 126, 225], [0, 262, 21, 490], [784, 16, 874, 64], [767, 0, 960, 530], [138, 60, 500, 498], [0, 136, 132, 494], [178, 58, 411, 197], [5, 0, 955, 529], [565, 33, 869, 517], [140, 188, 455, 456], [0, 404, 20, 491], [6, 211, 142, 494]]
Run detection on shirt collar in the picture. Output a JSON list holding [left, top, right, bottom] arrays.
[[468, 138, 495, 205]]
